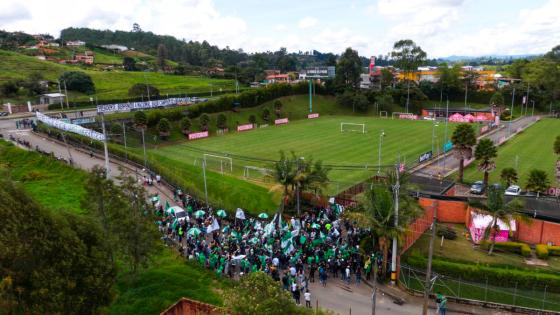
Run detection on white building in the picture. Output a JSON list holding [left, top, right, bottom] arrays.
[[39, 93, 65, 105], [359, 74, 372, 89], [66, 40, 85, 47]]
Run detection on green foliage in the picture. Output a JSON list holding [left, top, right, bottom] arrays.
[[406, 253, 560, 293], [248, 114, 257, 124], [536, 244, 549, 259], [452, 123, 477, 182], [156, 43, 167, 71], [391, 39, 427, 73], [0, 176, 116, 314], [216, 113, 227, 129], [437, 225, 457, 240], [475, 138, 498, 187], [500, 167, 518, 186], [180, 117, 192, 133], [525, 169, 550, 195], [335, 47, 362, 91], [128, 83, 160, 98], [554, 135, 560, 156], [133, 110, 147, 128], [0, 79, 20, 97], [157, 118, 171, 138], [122, 56, 136, 71], [59, 71, 95, 94], [437, 63, 462, 94], [261, 107, 271, 122], [199, 113, 211, 130], [490, 91, 505, 106], [479, 241, 531, 257], [224, 272, 309, 315]]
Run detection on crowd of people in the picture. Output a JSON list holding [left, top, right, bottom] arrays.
[[151, 189, 383, 308]]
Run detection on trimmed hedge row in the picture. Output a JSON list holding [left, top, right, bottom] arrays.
[[535, 244, 560, 259], [405, 254, 560, 292], [480, 241, 531, 257]]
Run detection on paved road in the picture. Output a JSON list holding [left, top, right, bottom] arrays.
[[414, 116, 539, 178], [0, 118, 524, 315]]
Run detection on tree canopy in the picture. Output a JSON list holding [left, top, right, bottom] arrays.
[[59, 71, 95, 94]]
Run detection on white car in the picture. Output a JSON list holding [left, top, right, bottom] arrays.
[[505, 185, 521, 196]]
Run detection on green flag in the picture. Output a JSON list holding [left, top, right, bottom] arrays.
[[165, 200, 171, 210]]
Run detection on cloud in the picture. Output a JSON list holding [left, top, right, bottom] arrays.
[[0, 2, 31, 23], [298, 17, 318, 29]]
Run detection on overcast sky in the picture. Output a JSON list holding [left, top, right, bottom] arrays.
[[1, 0, 559, 57]]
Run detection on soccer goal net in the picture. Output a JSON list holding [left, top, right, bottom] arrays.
[[243, 166, 272, 181], [203, 154, 233, 174], [340, 122, 366, 133], [379, 111, 388, 118]]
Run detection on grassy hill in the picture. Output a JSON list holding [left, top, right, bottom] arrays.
[[0, 49, 235, 103]]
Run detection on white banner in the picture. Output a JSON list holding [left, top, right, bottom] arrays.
[[36, 112, 106, 141], [235, 208, 246, 220], [96, 97, 207, 113]]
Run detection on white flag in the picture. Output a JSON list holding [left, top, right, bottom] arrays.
[[235, 208, 246, 220], [206, 218, 220, 234]]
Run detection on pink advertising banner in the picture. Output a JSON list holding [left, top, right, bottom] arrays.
[[399, 114, 418, 120], [307, 113, 319, 119], [188, 131, 209, 140], [237, 124, 254, 132], [275, 118, 289, 125]]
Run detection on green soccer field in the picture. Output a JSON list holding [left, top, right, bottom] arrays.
[[149, 116, 457, 195], [464, 118, 560, 186]]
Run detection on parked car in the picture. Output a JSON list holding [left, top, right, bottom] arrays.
[[505, 185, 521, 196], [470, 181, 485, 194]]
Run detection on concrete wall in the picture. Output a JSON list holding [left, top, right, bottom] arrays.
[[160, 298, 223, 315]]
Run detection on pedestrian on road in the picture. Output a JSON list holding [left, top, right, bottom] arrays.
[[304, 289, 311, 308], [293, 285, 301, 305], [355, 267, 361, 285], [436, 293, 447, 315], [345, 266, 351, 285]]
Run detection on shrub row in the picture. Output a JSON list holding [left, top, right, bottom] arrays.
[[104, 82, 329, 126], [535, 244, 560, 259], [405, 254, 560, 292], [479, 241, 531, 257]]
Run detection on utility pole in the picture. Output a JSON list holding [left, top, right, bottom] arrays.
[[63, 80, 70, 109], [57, 80, 64, 110], [422, 202, 438, 315], [378, 130, 385, 174], [202, 158, 209, 206], [122, 121, 128, 161], [141, 127, 147, 167], [309, 79, 313, 113], [60, 132, 74, 165], [508, 87, 516, 136], [371, 255, 378, 315], [525, 82, 530, 116], [391, 164, 400, 284], [464, 83, 468, 114], [100, 113, 110, 179]]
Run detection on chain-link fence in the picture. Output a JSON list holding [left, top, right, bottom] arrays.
[[399, 264, 560, 313]]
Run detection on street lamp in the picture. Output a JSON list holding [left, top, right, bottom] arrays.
[[508, 86, 516, 136], [377, 130, 386, 174], [431, 121, 439, 155]]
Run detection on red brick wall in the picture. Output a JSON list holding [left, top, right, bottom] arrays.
[[402, 199, 435, 253], [436, 199, 468, 223], [517, 219, 560, 245], [160, 298, 223, 315]]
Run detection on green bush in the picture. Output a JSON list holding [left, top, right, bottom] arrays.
[[536, 244, 549, 259], [480, 241, 531, 257], [405, 253, 560, 293], [548, 245, 560, 257], [437, 225, 457, 240]]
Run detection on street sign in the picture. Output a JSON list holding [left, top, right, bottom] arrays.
[[443, 141, 453, 153], [419, 151, 433, 163]]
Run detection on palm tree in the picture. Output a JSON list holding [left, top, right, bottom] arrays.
[[554, 135, 560, 185], [500, 168, 518, 187], [347, 172, 420, 276], [525, 169, 550, 197], [269, 151, 296, 216], [451, 123, 477, 183], [474, 138, 497, 189], [469, 186, 525, 255], [157, 118, 171, 139]]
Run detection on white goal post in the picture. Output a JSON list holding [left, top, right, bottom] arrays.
[[340, 122, 366, 133], [203, 154, 233, 173], [379, 111, 388, 118], [243, 166, 272, 178]]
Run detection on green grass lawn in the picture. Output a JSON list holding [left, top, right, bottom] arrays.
[[110, 248, 228, 315], [0, 49, 235, 103], [0, 140, 88, 213], [464, 118, 560, 185]]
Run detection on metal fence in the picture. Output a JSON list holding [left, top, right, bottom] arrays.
[[399, 264, 560, 314]]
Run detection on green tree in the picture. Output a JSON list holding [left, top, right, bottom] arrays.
[[269, 151, 296, 216], [555, 135, 560, 185], [261, 107, 271, 122], [216, 113, 227, 129], [375, 92, 394, 112], [438, 63, 461, 96], [0, 176, 116, 314], [380, 68, 394, 90], [117, 175, 160, 273], [133, 111, 147, 129], [347, 172, 420, 276], [490, 91, 505, 106], [180, 117, 192, 135], [22, 72, 46, 96], [470, 186, 525, 255], [274, 100, 283, 118], [128, 83, 160, 98], [474, 138, 498, 188], [525, 169, 550, 197], [249, 114, 257, 125], [224, 272, 313, 315], [199, 113, 210, 131], [335, 47, 362, 91], [500, 167, 518, 187], [391, 39, 426, 113], [59, 71, 95, 94], [0, 80, 20, 97], [451, 123, 477, 183], [122, 56, 136, 71], [157, 118, 171, 139], [156, 43, 167, 71]]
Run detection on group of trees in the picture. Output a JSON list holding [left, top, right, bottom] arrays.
[[0, 165, 159, 314], [270, 151, 330, 216], [452, 123, 554, 195], [59, 71, 96, 94], [0, 72, 47, 98]]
